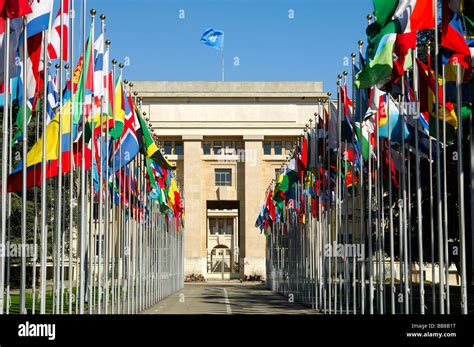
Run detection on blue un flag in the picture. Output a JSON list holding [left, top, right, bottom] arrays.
[[200, 27, 224, 50]]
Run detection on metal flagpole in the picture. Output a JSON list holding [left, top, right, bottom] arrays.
[[413, 46, 425, 314], [20, 15, 28, 315], [87, 9, 96, 314], [54, 0, 65, 314], [68, 0, 75, 314], [441, 63, 450, 313], [221, 35, 224, 81], [104, 42, 111, 314], [97, 13, 106, 314], [0, 16, 11, 315], [40, 30, 49, 315], [79, 0, 87, 314], [433, 0, 445, 314], [455, 61, 468, 314], [387, 84, 395, 314], [357, 39, 366, 315]]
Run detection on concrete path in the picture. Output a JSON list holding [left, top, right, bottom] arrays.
[[141, 281, 316, 314]]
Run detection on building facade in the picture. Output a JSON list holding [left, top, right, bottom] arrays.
[[133, 81, 325, 279]]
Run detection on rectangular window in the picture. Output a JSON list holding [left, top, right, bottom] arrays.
[[210, 219, 217, 235], [175, 141, 183, 155], [213, 141, 222, 155], [164, 141, 172, 155], [218, 219, 225, 235], [215, 168, 232, 186], [225, 218, 233, 235], [263, 141, 271, 155], [285, 141, 292, 154], [275, 168, 281, 180], [203, 142, 211, 155], [274, 141, 282, 155], [235, 141, 243, 151], [224, 141, 234, 155]]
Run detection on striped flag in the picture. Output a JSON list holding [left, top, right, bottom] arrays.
[[47, 0, 69, 61], [26, 0, 52, 38]]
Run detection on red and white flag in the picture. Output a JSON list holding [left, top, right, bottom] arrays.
[[47, 0, 69, 61]]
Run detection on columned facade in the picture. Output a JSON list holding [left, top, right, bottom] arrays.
[[133, 81, 325, 279]]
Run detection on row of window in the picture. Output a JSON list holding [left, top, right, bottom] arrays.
[[263, 141, 292, 156], [161, 140, 292, 156], [209, 218, 234, 235]]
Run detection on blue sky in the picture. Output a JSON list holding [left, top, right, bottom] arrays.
[[80, 0, 373, 94]]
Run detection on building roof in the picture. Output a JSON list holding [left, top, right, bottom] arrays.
[[131, 81, 324, 98]]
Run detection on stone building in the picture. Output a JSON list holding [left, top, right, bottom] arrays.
[[133, 81, 325, 279]]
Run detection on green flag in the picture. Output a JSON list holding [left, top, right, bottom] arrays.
[[355, 33, 396, 89]]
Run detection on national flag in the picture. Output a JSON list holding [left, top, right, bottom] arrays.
[[441, 0, 472, 69], [392, 31, 416, 80], [26, 0, 52, 38], [0, 17, 23, 83], [200, 27, 224, 50], [110, 93, 140, 172], [47, 0, 69, 61], [355, 33, 397, 89], [417, 58, 459, 129], [391, 0, 435, 33], [136, 106, 176, 170], [7, 100, 91, 192], [0, 0, 32, 19], [109, 75, 125, 140]]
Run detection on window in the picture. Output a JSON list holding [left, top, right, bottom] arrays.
[[235, 141, 243, 151], [218, 219, 225, 235], [164, 141, 172, 155], [285, 141, 292, 154], [210, 219, 218, 235], [215, 168, 232, 186], [263, 141, 271, 155], [213, 141, 222, 155], [274, 141, 282, 155], [224, 141, 233, 155], [225, 218, 233, 235], [203, 142, 211, 155], [175, 141, 183, 155]]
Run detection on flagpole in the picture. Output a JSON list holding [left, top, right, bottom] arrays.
[[79, 0, 87, 314], [433, 0, 445, 315], [221, 35, 224, 81], [441, 63, 450, 313], [357, 39, 365, 315], [20, 15, 29, 315], [0, 16, 11, 315], [412, 46, 425, 314], [54, 0, 65, 314], [40, 29, 49, 315], [455, 61, 468, 314], [68, 0, 75, 315], [387, 81, 395, 314], [104, 41, 111, 314]]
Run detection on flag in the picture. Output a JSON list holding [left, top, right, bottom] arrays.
[[7, 100, 92, 192], [417, 58, 459, 129], [200, 27, 224, 50], [47, 0, 69, 61], [367, 0, 434, 59], [0, 17, 23, 83], [355, 33, 397, 89], [441, 0, 472, 69], [110, 93, 140, 172], [136, 106, 176, 170], [109, 75, 125, 139], [0, 0, 32, 19], [45, 70, 59, 124], [392, 31, 416, 80], [391, 0, 435, 33], [26, 0, 52, 38]]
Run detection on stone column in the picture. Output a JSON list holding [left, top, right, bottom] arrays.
[[242, 135, 265, 277], [182, 135, 206, 276]]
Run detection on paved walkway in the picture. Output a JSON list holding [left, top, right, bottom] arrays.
[[141, 281, 316, 314]]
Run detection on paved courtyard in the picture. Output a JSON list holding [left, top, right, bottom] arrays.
[[141, 281, 316, 314]]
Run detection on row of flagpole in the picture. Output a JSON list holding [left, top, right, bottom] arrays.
[[0, 0, 184, 314], [259, 1, 472, 314]]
